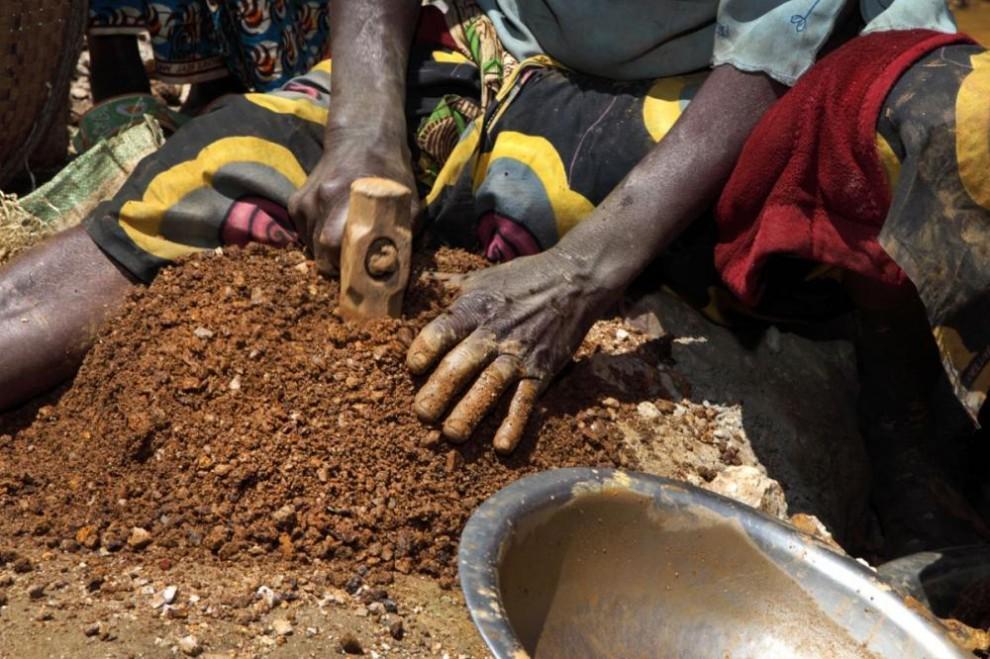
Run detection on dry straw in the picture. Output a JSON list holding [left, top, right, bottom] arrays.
[[0, 192, 52, 265]]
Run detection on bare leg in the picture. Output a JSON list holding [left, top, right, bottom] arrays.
[[88, 34, 151, 102], [0, 226, 135, 410]]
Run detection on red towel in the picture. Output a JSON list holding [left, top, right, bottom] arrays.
[[715, 29, 974, 307]]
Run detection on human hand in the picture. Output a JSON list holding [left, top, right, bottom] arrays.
[[288, 129, 418, 275], [406, 248, 616, 453]]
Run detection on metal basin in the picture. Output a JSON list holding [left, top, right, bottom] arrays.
[[459, 468, 965, 658], [879, 544, 990, 628]]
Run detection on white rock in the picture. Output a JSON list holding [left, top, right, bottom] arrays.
[[705, 466, 788, 520], [193, 327, 214, 339], [272, 618, 293, 636], [636, 401, 661, 421], [256, 585, 277, 609], [162, 586, 178, 605], [178, 635, 201, 656]]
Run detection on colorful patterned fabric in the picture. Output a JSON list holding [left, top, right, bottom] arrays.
[[719, 35, 990, 423], [876, 44, 990, 423], [84, 3, 703, 282], [73, 94, 190, 154], [88, 0, 330, 91], [715, 30, 971, 307], [424, 61, 706, 259], [206, 0, 330, 91]]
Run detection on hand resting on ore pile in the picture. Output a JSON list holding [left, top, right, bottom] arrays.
[[276, 1, 786, 454]]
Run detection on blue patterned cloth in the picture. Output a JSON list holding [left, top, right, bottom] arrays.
[[89, 0, 330, 91], [476, 0, 957, 85]]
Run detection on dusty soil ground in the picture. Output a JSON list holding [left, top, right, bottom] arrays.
[[0, 246, 764, 657], [0, 549, 487, 659], [0, 247, 631, 584]]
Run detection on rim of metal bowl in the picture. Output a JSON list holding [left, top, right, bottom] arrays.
[[458, 467, 966, 659]]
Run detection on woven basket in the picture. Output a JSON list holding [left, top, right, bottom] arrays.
[[0, 0, 87, 186]]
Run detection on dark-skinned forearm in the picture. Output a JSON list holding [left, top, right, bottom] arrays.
[[329, 0, 421, 146], [554, 65, 785, 295]]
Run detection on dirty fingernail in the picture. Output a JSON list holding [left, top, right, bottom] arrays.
[[442, 419, 471, 443], [414, 394, 441, 422], [407, 352, 429, 373]]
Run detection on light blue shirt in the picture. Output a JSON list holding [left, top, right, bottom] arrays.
[[477, 0, 956, 85]]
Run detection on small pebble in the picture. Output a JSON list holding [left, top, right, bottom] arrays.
[[28, 584, 45, 600], [256, 585, 277, 609], [127, 527, 152, 551], [636, 401, 661, 421], [388, 618, 404, 641], [444, 450, 463, 474], [272, 618, 293, 636], [75, 526, 100, 550], [178, 634, 202, 656], [272, 504, 297, 530], [420, 430, 441, 448], [163, 585, 178, 604], [344, 575, 362, 594]]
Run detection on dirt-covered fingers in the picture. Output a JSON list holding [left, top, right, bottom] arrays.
[[406, 307, 480, 375], [413, 332, 497, 422], [493, 378, 541, 454], [441, 355, 522, 442]]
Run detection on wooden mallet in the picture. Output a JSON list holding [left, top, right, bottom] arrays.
[[338, 177, 413, 320]]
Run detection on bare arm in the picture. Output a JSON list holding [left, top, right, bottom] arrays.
[[407, 65, 786, 452], [289, 0, 421, 274], [554, 65, 784, 290]]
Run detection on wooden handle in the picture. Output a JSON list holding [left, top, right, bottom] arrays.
[[338, 177, 413, 320]]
